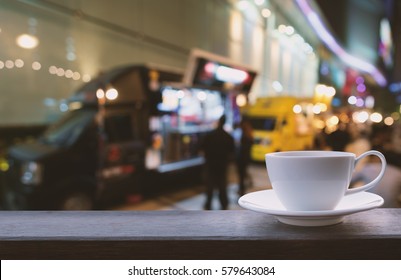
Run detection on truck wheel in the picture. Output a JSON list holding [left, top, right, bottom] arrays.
[[59, 191, 94, 210]]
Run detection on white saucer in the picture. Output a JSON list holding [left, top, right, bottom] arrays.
[[238, 189, 384, 227]]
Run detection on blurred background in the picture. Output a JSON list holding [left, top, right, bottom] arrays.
[[1, 0, 400, 210]]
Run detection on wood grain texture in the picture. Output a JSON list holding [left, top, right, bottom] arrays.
[[0, 209, 400, 259]]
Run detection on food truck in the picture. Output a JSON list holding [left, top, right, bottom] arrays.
[[2, 50, 257, 210], [241, 96, 315, 161]]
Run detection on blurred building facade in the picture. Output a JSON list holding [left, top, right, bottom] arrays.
[[0, 0, 397, 125], [0, 0, 321, 124]]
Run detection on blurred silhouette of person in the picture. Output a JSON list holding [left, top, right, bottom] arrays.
[[345, 128, 371, 172], [326, 122, 351, 151], [236, 117, 254, 196], [313, 126, 329, 150], [352, 163, 401, 208], [200, 115, 235, 210], [370, 124, 401, 167]]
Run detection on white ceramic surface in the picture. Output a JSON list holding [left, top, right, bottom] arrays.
[[238, 189, 384, 226], [265, 150, 386, 211]]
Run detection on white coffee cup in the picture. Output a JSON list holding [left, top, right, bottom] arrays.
[[265, 150, 386, 211]]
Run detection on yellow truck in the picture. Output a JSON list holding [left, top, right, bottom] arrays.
[[241, 96, 315, 161]]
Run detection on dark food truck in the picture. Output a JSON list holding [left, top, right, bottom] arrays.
[[2, 50, 257, 210]]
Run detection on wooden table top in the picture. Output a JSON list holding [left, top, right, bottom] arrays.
[[0, 209, 400, 259]]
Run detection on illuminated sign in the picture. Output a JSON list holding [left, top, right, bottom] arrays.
[[379, 18, 393, 68], [184, 49, 257, 93]]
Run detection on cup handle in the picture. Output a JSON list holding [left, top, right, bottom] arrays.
[[345, 150, 386, 195]]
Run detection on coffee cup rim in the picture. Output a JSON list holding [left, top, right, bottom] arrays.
[[265, 150, 355, 158]]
